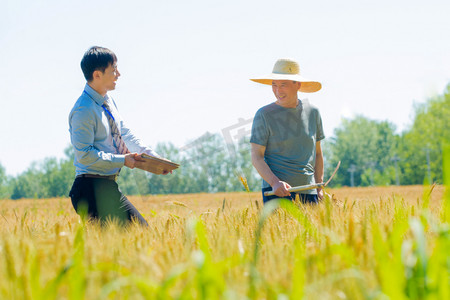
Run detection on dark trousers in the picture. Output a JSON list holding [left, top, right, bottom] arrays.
[[262, 186, 319, 204], [69, 177, 148, 226]]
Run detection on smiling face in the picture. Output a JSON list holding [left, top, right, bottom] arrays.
[[272, 80, 301, 108], [99, 63, 120, 92], [91, 62, 121, 96]]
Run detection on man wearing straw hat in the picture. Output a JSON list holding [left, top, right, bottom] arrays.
[[250, 58, 325, 204]]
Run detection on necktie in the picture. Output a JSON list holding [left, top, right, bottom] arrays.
[[102, 101, 129, 154]]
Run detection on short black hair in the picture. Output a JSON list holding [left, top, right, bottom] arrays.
[[80, 46, 117, 81]]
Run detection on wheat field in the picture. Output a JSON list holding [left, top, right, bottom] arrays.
[[0, 185, 448, 299]]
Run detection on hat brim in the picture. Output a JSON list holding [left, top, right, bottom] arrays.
[[250, 74, 322, 93]]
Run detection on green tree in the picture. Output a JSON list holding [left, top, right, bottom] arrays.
[[147, 141, 194, 194], [38, 146, 75, 198], [118, 133, 260, 195], [399, 84, 450, 184], [228, 136, 261, 192], [39, 156, 75, 198], [116, 167, 150, 195], [147, 133, 233, 194], [326, 116, 399, 187], [5, 132, 262, 198], [0, 163, 12, 199], [179, 133, 259, 193], [10, 145, 75, 199], [10, 163, 43, 199]]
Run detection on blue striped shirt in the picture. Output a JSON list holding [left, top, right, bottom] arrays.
[[69, 84, 158, 176]]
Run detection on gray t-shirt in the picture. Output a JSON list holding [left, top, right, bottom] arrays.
[[250, 99, 325, 194]]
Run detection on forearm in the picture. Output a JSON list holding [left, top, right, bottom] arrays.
[[73, 144, 125, 168], [314, 152, 324, 184], [252, 155, 280, 187]]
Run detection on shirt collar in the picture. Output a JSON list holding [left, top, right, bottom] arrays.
[[84, 83, 108, 106]]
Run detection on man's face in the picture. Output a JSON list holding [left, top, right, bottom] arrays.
[[99, 62, 120, 91], [272, 80, 300, 103]]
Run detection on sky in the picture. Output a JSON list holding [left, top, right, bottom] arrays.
[[1, 0, 449, 176]]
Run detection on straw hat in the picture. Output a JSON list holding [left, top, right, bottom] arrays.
[[250, 58, 322, 93]]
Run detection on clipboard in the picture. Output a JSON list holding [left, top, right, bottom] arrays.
[[136, 153, 180, 175]]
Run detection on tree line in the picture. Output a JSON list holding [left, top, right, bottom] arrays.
[[0, 134, 260, 199], [324, 84, 449, 187], [1, 84, 448, 199]]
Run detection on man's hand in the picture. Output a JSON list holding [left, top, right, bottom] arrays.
[[161, 169, 173, 175], [124, 153, 141, 169], [130, 154, 173, 175], [317, 187, 324, 200], [157, 157, 173, 175], [272, 181, 292, 197], [317, 187, 330, 200]]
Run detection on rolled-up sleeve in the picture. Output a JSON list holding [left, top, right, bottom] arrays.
[[250, 109, 269, 146], [315, 110, 325, 141]]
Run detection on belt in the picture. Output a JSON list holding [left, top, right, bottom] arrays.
[[76, 174, 118, 181]]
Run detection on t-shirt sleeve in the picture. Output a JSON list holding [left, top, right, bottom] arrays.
[[250, 109, 269, 146], [316, 109, 325, 141]]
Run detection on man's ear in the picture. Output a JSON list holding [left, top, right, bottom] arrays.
[[92, 70, 102, 81]]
